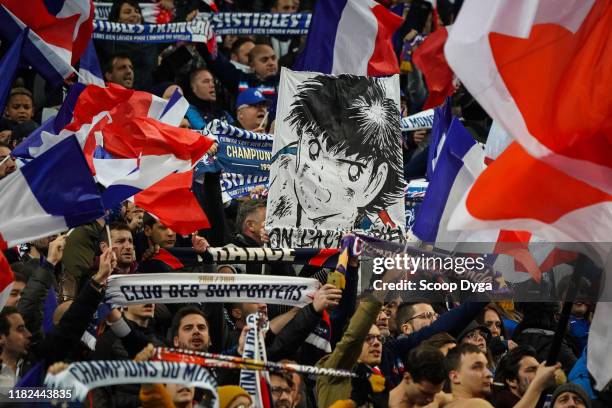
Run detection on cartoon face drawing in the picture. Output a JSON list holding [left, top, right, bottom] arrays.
[[265, 71, 406, 245], [294, 128, 389, 227], [286, 74, 404, 229]]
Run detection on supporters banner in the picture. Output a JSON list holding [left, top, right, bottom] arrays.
[[401, 109, 435, 132], [240, 313, 273, 406], [105, 273, 320, 307], [92, 20, 214, 43], [207, 120, 273, 176], [194, 121, 272, 199], [44, 361, 218, 404], [208, 246, 341, 269], [266, 68, 406, 248], [196, 12, 311, 35], [94, 3, 311, 35], [221, 173, 269, 199]]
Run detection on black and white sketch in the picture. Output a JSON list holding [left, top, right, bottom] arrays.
[[266, 68, 405, 247]]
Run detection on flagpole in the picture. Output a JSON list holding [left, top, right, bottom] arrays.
[[535, 254, 590, 408], [544, 254, 589, 365], [106, 223, 112, 248]]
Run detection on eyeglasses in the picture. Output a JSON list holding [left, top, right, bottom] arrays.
[[364, 334, 384, 344], [271, 386, 292, 397], [466, 330, 487, 341], [406, 311, 438, 322]]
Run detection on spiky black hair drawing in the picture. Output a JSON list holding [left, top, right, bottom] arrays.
[[286, 74, 404, 224]]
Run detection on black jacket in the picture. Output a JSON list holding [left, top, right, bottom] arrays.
[[18, 263, 106, 377], [91, 319, 165, 408]]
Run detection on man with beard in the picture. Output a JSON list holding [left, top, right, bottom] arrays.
[[270, 372, 296, 408], [105, 305, 213, 358], [493, 346, 539, 408], [376, 308, 391, 339], [396, 302, 438, 336], [171, 306, 211, 352], [103, 54, 135, 89], [493, 345, 564, 408], [0, 307, 31, 394], [98, 222, 137, 274]]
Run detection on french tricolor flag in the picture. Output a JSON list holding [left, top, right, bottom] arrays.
[[12, 84, 200, 210], [412, 117, 486, 244], [0, 0, 93, 86], [0, 136, 104, 251], [294, 0, 403, 76]]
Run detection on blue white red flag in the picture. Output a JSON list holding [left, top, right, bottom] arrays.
[[412, 117, 485, 244], [98, 116, 213, 208], [426, 97, 453, 179], [293, 0, 403, 75], [0, 0, 93, 85], [78, 38, 104, 86], [0, 136, 104, 250], [134, 170, 210, 235], [444, 0, 612, 246], [12, 84, 205, 209], [411, 117, 573, 282]]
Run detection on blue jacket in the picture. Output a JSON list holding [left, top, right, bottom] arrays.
[[185, 104, 234, 131], [569, 315, 590, 353], [568, 347, 597, 400]]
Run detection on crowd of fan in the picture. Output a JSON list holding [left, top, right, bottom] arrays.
[[0, 0, 607, 407]]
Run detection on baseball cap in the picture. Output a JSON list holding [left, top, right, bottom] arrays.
[[236, 88, 267, 110]]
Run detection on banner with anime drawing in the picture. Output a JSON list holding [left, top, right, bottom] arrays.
[[265, 68, 406, 248]]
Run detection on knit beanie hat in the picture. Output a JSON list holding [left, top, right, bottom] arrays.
[[550, 383, 591, 408], [217, 385, 251, 408]]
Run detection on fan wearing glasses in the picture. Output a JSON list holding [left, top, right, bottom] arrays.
[[396, 303, 439, 336], [270, 372, 296, 408], [381, 300, 488, 389]]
